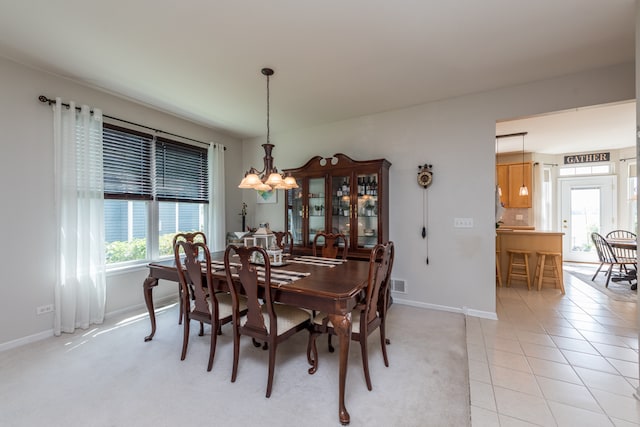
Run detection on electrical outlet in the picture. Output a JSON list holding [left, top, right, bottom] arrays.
[[453, 218, 473, 228], [36, 304, 54, 315], [515, 214, 524, 220]]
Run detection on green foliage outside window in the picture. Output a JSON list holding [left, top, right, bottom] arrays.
[[105, 233, 179, 264]]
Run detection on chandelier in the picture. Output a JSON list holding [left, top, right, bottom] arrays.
[[238, 68, 298, 191]]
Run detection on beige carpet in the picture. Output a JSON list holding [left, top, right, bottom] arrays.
[[0, 301, 470, 427]]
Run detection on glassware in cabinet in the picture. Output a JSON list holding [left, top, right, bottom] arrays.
[[356, 172, 379, 249], [307, 177, 326, 243]]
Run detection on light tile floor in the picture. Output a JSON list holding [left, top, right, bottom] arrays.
[[468, 267, 640, 426]]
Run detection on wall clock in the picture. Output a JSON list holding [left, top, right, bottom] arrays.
[[417, 167, 433, 188], [417, 163, 433, 264]]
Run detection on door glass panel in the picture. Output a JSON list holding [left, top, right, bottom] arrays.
[[330, 175, 351, 237], [287, 185, 304, 245], [569, 188, 600, 255], [308, 177, 325, 244], [560, 175, 616, 262], [357, 173, 378, 249]]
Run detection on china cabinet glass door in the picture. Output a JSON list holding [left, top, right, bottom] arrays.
[[287, 182, 304, 246], [330, 174, 351, 239], [356, 172, 379, 249], [307, 177, 326, 245]]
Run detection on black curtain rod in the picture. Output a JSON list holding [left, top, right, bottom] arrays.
[[496, 132, 528, 138], [38, 95, 224, 149]]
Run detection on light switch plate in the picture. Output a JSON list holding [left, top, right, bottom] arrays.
[[454, 218, 473, 228]]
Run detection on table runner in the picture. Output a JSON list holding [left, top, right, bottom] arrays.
[[208, 260, 310, 285], [288, 256, 347, 267]]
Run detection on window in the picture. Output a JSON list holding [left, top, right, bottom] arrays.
[[103, 124, 208, 266], [628, 161, 637, 233], [540, 166, 552, 230], [559, 163, 612, 176]]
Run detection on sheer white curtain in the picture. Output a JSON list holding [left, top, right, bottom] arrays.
[[53, 98, 106, 335], [208, 143, 226, 251]]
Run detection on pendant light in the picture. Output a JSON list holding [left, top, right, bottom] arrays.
[[518, 132, 529, 196], [238, 68, 298, 191]]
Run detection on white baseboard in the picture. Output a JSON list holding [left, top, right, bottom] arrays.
[[0, 329, 54, 353], [392, 297, 498, 320], [0, 295, 180, 353], [104, 295, 179, 320]]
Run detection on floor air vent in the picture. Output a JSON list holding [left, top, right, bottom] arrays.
[[390, 279, 406, 293]]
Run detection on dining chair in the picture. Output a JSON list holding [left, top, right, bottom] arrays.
[[591, 232, 636, 287], [313, 232, 348, 259], [606, 229, 637, 239], [174, 239, 245, 371], [173, 232, 207, 325], [273, 230, 294, 255], [307, 241, 394, 391], [605, 230, 637, 268], [224, 245, 311, 398], [377, 241, 395, 347]]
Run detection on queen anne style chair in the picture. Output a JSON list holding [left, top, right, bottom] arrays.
[[377, 241, 395, 346], [224, 245, 311, 398], [313, 232, 348, 259], [591, 232, 636, 287], [273, 230, 294, 256], [174, 239, 246, 371], [307, 241, 394, 391], [173, 232, 207, 325]]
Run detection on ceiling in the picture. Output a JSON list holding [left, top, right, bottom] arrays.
[[0, 1, 636, 146], [496, 101, 637, 155]]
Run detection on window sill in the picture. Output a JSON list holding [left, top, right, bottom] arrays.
[[106, 255, 173, 277], [106, 262, 149, 277]]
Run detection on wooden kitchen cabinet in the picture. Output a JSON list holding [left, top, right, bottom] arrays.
[[283, 153, 391, 259], [496, 162, 532, 208], [496, 164, 509, 207]]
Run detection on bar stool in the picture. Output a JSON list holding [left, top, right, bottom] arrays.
[[496, 250, 503, 287], [534, 251, 565, 294], [506, 249, 531, 290]]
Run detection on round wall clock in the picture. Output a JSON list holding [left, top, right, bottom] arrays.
[[417, 168, 433, 188]]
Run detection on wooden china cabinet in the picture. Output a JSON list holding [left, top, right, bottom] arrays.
[[283, 153, 391, 259]]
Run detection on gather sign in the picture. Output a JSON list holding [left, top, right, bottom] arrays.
[[563, 152, 610, 164]]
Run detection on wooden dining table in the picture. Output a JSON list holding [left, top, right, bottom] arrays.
[[606, 237, 638, 251], [142, 253, 371, 425]]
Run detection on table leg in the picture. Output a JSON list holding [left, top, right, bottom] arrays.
[[143, 276, 159, 341], [329, 312, 352, 425]]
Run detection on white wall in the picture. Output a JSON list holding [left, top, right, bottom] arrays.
[[239, 62, 635, 319], [0, 56, 242, 348]]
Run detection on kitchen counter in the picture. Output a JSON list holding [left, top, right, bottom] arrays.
[[496, 230, 564, 290], [498, 226, 535, 231]]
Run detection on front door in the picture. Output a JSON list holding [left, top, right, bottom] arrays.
[[559, 176, 616, 262]]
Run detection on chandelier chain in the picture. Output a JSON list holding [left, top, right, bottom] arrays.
[[266, 73, 270, 144]]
